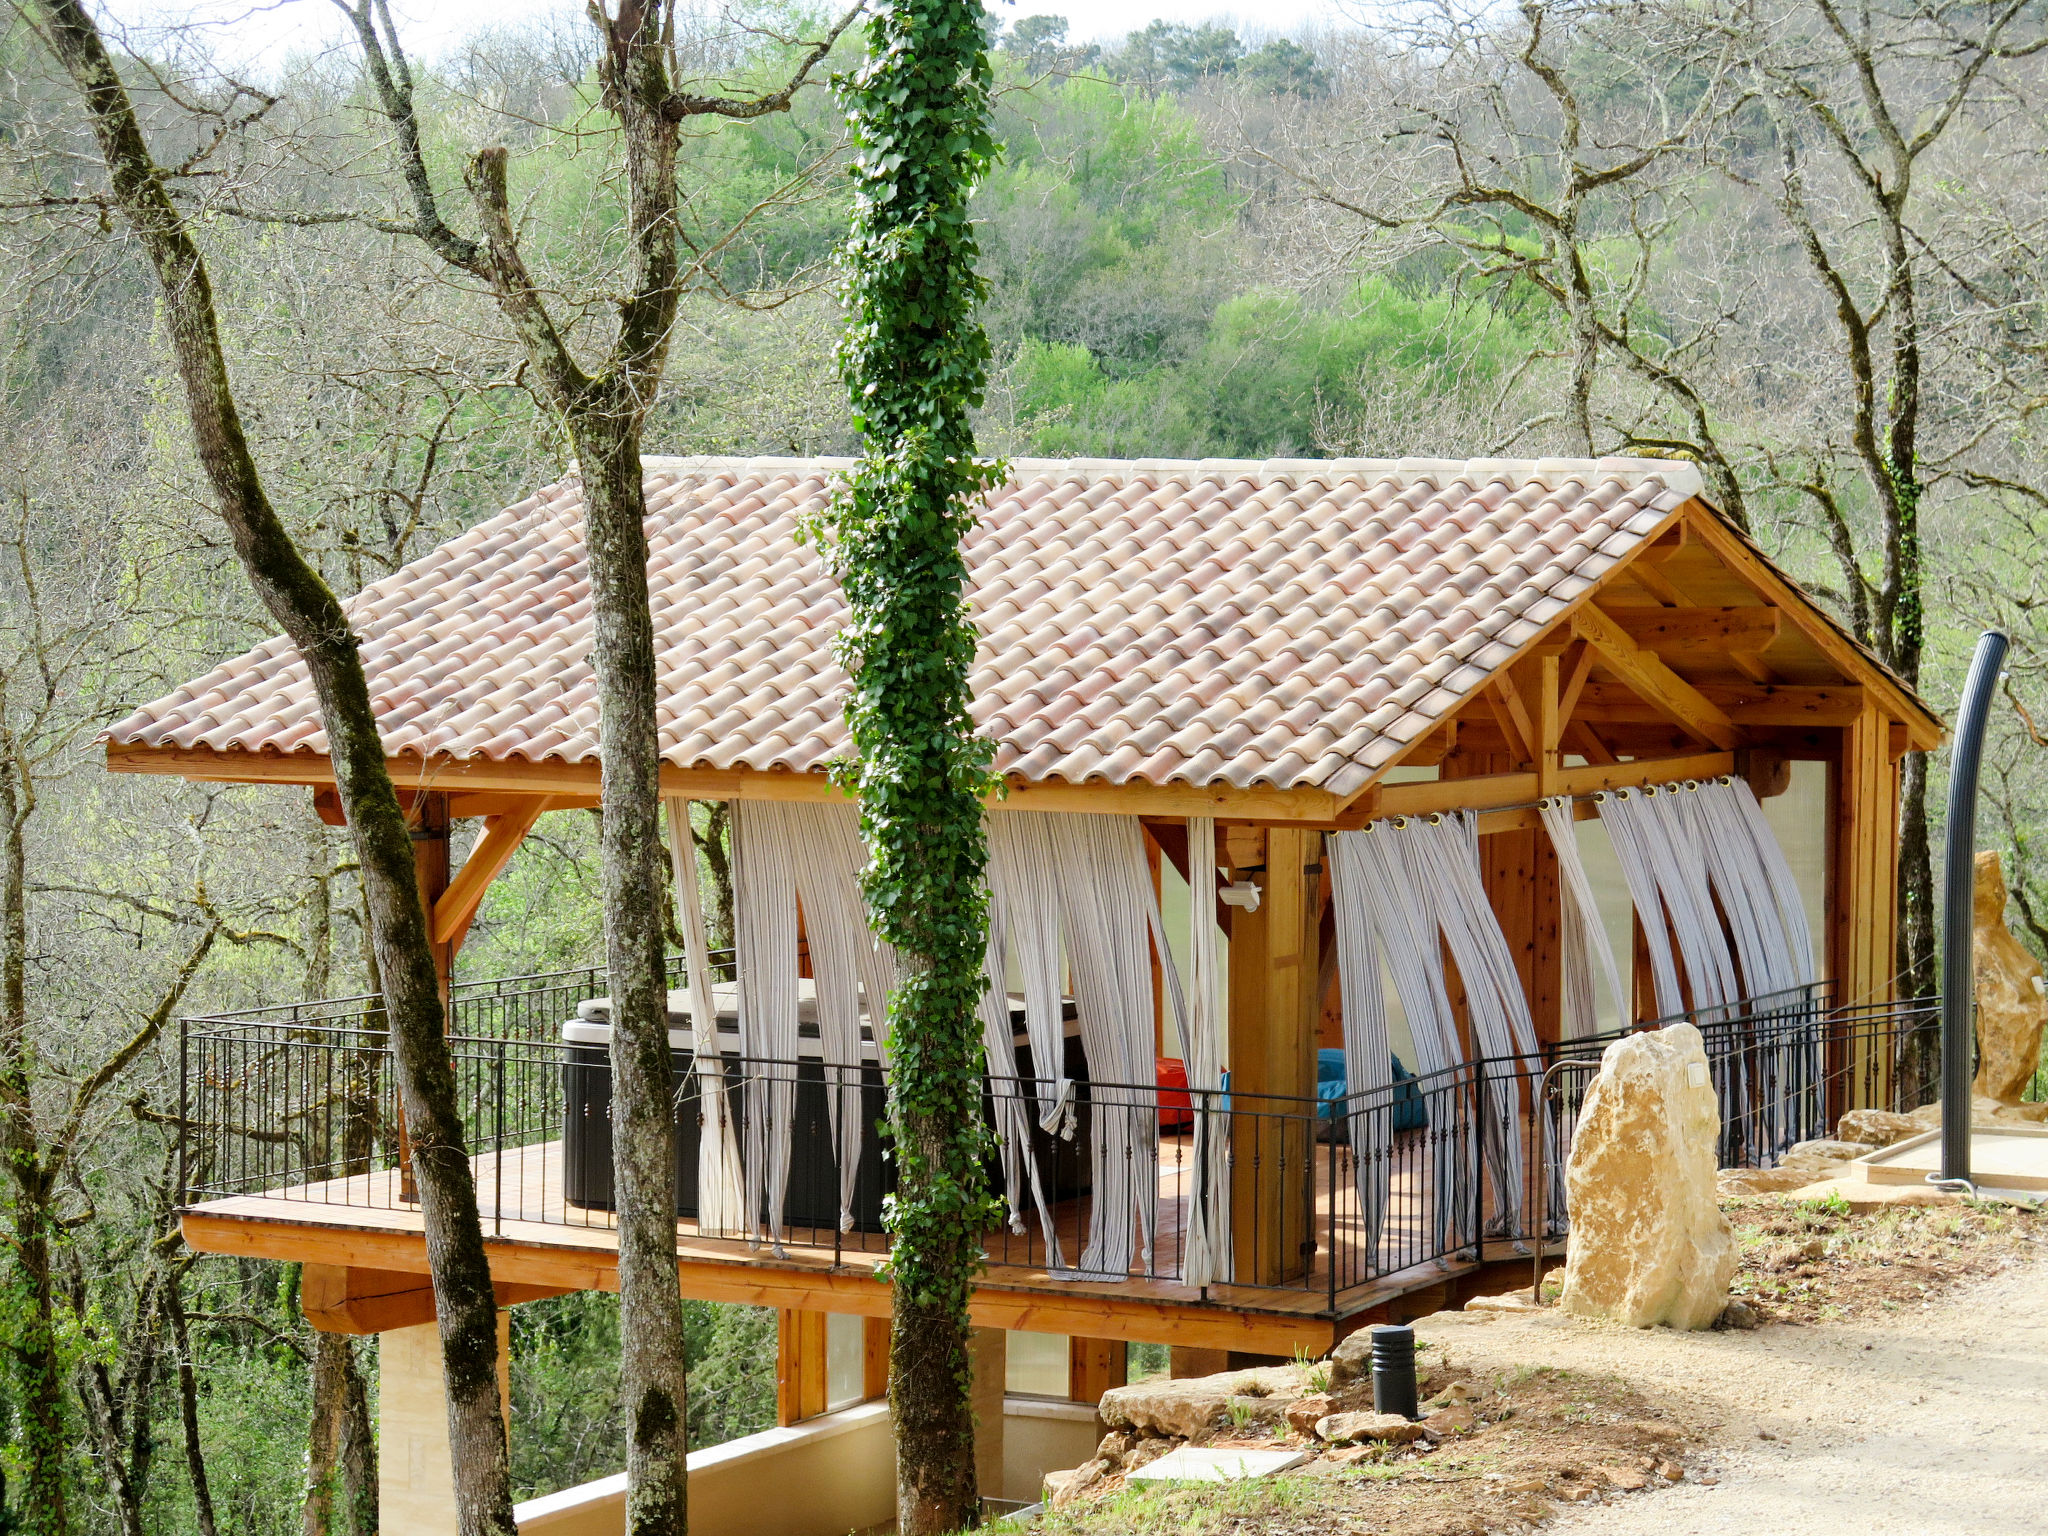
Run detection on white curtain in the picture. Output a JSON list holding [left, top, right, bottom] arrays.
[[662, 800, 747, 1237], [1596, 785, 1740, 1016], [730, 799, 801, 1253], [1537, 799, 1629, 1039], [986, 813, 1072, 1133], [1177, 818, 1232, 1287], [777, 802, 898, 1231], [1596, 779, 1816, 1017], [984, 811, 1174, 1281], [1326, 828, 1399, 1267], [1327, 812, 1537, 1246], [1327, 820, 1468, 1255]]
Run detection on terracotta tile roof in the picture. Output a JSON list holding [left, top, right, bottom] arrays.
[[105, 456, 1703, 798]]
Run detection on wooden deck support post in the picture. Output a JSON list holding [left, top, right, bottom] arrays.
[[378, 1311, 511, 1536], [970, 1327, 1008, 1496], [1833, 707, 1903, 1110], [777, 1308, 830, 1425], [1067, 1337, 1127, 1406], [1228, 825, 1321, 1287]]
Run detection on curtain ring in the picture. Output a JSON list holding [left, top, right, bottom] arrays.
[[1427, 811, 1444, 825], [1683, 778, 1701, 792], [1592, 790, 1611, 804], [1392, 815, 1409, 830]]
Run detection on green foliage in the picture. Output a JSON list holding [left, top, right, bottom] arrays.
[[1010, 279, 1531, 457], [823, 0, 1004, 1334], [511, 1293, 778, 1501]]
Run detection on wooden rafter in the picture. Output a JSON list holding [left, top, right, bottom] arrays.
[[1679, 508, 1942, 747], [1558, 640, 1596, 724], [1569, 603, 1740, 751], [1486, 679, 1537, 764], [1565, 720, 1618, 765], [1599, 606, 1783, 654], [1573, 680, 1866, 728]]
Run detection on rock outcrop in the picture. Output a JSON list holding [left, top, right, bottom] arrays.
[[1836, 1108, 1921, 1148], [1096, 1365, 1301, 1439], [1315, 1411, 1428, 1445], [1560, 1022, 1735, 1329], [1973, 850, 2048, 1104], [1718, 1166, 1822, 1197]]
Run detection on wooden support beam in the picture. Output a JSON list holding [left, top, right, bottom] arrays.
[[1487, 680, 1537, 766], [1228, 826, 1321, 1286], [432, 798, 552, 947], [1366, 750, 1735, 821], [108, 744, 1350, 825], [1679, 510, 1944, 750], [1572, 681, 1865, 729], [1834, 708, 1901, 1021], [1565, 720, 1617, 766], [863, 1315, 890, 1402], [1535, 654, 1561, 797], [1558, 640, 1596, 725], [1623, 553, 1690, 607], [777, 1308, 829, 1425], [302, 1264, 568, 1334], [1069, 1337, 1128, 1405], [192, 1211, 1368, 1356], [1600, 606, 1782, 653], [1569, 605, 1739, 750]]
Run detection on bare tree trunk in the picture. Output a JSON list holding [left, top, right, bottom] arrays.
[[0, 755, 70, 1536], [335, 9, 856, 1527], [305, 1331, 378, 1536], [166, 1278, 222, 1536], [577, 417, 691, 1536], [303, 823, 377, 1536], [27, 8, 517, 1533]]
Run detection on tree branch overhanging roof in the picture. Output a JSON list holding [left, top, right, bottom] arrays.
[[102, 455, 1940, 801]]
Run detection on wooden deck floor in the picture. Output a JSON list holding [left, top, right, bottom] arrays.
[[183, 1130, 1549, 1353]]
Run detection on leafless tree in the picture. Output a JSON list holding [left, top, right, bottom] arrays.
[[15, 5, 528, 1530]]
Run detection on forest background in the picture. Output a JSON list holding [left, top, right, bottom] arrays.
[[1, 1, 2044, 1531]]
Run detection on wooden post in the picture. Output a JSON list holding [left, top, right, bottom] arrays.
[[863, 1315, 890, 1402], [1228, 825, 1320, 1286], [776, 1308, 828, 1425], [1067, 1337, 1127, 1406], [1168, 1346, 1228, 1379], [1833, 707, 1901, 1109], [378, 1312, 511, 1536], [969, 1327, 1007, 1497]]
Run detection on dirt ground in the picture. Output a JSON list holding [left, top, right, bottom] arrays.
[[1039, 1197, 2048, 1536]]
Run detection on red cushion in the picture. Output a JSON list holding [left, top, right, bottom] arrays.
[[1156, 1057, 1193, 1130]]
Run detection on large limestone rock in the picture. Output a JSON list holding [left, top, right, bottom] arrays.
[[1560, 1023, 1735, 1330], [1836, 1108, 1922, 1148], [1973, 851, 2048, 1104], [1096, 1365, 1302, 1438]]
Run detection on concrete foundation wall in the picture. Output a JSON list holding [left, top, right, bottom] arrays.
[[515, 1402, 895, 1536], [514, 1396, 1098, 1533], [1000, 1398, 1098, 1504], [381, 1314, 512, 1536]]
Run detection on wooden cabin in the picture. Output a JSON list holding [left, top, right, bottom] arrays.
[[105, 456, 1940, 1534]]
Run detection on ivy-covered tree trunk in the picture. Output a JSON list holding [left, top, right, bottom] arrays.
[[30, 7, 518, 1534], [831, 6, 1002, 1532], [0, 753, 69, 1536]]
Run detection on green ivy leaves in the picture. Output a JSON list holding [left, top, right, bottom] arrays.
[[821, 0, 1003, 1320]]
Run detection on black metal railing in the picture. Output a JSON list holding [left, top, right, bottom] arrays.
[[177, 969, 1944, 1310]]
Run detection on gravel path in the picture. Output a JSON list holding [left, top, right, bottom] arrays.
[[1414, 1263, 2048, 1535]]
